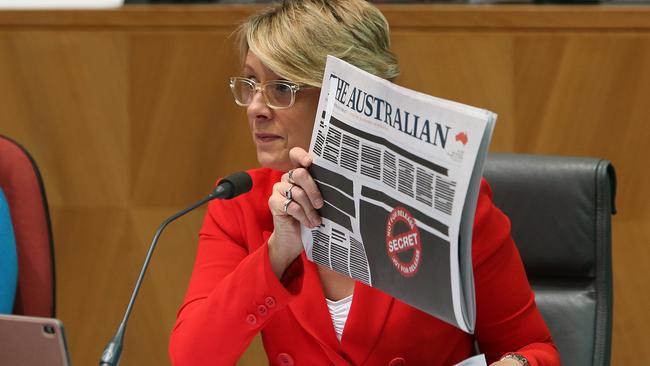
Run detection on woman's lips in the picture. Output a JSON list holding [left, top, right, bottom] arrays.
[[255, 133, 282, 143]]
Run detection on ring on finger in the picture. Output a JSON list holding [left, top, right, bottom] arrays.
[[283, 198, 293, 213], [285, 183, 295, 200]]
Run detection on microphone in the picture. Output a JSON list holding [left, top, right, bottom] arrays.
[[99, 171, 252, 366], [208, 171, 253, 200]]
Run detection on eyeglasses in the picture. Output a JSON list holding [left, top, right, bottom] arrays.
[[229, 77, 312, 110]]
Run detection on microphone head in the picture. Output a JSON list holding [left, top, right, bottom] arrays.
[[212, 171, 253, 199]]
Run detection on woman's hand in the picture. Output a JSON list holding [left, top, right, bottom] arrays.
[[267, 147, 324, 278]]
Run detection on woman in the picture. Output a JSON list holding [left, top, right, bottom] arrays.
[[169, 1, 560, 365]]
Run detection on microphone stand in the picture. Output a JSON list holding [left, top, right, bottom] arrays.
[[99, 194, 213, 366], [98, 171, 252, 366]]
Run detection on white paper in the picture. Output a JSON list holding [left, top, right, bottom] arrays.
[[454, 354, 488, 366]]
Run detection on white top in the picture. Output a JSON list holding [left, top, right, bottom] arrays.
[[325, 294, 353, 341]]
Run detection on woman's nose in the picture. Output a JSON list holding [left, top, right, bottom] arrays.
[[247, 89, 272, 119]]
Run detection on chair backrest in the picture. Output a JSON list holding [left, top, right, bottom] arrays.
[[0, 135, 55, 317], [483, 153, 615, 366]]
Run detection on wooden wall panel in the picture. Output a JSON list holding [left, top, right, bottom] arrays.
[[0, 31, 129, 207], [129, 31, 255, 206], [392, 32, 516, 149], [0, 5, 648, 365]]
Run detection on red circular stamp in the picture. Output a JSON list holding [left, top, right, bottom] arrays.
[[385, 207, 422, 277]]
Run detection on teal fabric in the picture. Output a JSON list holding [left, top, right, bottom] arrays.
[[0, 188, 18, 314]]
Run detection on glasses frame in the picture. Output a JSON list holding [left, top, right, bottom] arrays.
[[229, 77, 311, 110]]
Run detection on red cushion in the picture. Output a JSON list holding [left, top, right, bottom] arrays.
[[0, 135, 54, 317]]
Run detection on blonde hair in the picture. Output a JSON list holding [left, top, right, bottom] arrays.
[[235, 0, 399, 87]]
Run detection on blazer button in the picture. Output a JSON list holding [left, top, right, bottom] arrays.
[[277, 352, 294, 366], [265, 296, 277, 308], [245, 313, 257, 326], [257, 304, 268, 317], [389, 357, 406, 366]]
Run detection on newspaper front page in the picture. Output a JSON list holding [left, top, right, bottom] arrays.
[[301, 56, 496, 333]]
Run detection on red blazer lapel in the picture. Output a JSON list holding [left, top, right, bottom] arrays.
[[288, 254, 350, 364], [340, 282, 394, 365], [288, 255, 393, 365]]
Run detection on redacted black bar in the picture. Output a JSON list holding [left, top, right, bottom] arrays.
[[318, 201, 353, 232], [317, 182, 355, 218], [361, 185, 448, 236], [309, 163, 354, 196], [329, 116, 448, 176]]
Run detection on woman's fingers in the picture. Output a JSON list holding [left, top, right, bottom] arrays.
[[289, 146, 312, 168], [268, 192, 309, 227], [270, 147, 324, 228], [286, 182, 322, 227], [286, 147, 324, 208], [271, 182, 321, 228], [283, 167, 324, 210]]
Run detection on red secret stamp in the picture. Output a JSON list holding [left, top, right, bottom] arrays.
[[385, 206, 422, 277]]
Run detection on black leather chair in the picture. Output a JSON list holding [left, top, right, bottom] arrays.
[[483, 153, 615, 366]]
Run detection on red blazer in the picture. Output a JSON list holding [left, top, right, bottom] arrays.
[[169, 168, 559, 366]]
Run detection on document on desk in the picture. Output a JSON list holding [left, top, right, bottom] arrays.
[[454, 354, 487, 366], [301, 56, 496, 333]]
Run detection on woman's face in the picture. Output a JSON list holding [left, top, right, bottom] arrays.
[[244, 51, 320, 171]]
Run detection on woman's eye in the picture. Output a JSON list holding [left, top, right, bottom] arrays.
[[274, 83, 292, 94]]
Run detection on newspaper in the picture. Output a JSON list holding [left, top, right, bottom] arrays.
[[301, 56, 496, 333]]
